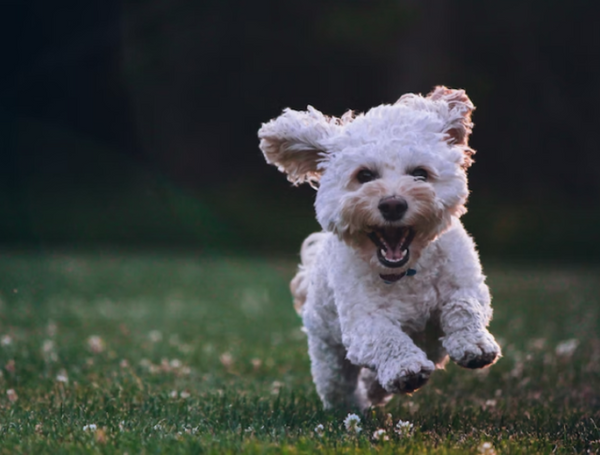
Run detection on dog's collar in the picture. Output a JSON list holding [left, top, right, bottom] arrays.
[[380, 268, 416, 284]]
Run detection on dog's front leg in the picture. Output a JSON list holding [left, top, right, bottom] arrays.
[[440, 296, 501, 369], [338, 304, 435, 395]]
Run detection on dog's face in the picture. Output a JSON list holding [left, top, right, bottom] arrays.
[[259, 87, 475, 277]]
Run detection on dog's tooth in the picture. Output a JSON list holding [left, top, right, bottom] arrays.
[[378, 233, 388, 248]]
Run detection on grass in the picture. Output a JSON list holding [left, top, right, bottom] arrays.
[[0, 251, 598, 453]]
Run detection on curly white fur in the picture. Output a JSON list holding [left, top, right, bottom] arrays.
[[259, 86, 501, 411]]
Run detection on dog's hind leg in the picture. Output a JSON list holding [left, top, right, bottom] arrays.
[[307, 335, 361, 410]]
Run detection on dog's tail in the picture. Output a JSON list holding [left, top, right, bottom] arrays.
[[290, 232, 328, 315]]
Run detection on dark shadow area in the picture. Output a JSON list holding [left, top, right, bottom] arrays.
[[2, 1, 599, 261]]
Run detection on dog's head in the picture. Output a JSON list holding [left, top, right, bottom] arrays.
[[259, 86, 475, 277]]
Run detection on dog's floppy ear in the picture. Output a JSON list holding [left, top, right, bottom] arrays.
[[426, 86, 474, 148], [259, 106, 341, 186], [427, 85, 475, 169]]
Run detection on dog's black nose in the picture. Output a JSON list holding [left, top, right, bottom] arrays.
[[378, 197, 408, 221]]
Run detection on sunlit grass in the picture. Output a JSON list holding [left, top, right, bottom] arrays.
[[0, 251, 598, 453]]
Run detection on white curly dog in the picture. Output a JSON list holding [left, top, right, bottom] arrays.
[[258, 86, 501, 410]]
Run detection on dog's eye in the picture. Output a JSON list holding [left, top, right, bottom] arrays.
[[411, 168, 428, 181], [356, 169, 377, 184]]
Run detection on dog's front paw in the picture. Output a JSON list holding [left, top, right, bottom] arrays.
[[444, 329, 501, 369], [378, 355, 435, 394]]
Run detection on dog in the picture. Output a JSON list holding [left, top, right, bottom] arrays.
[[258, 86, 501, 410]]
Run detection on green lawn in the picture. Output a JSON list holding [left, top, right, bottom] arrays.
[[0, 251, 598, 453]]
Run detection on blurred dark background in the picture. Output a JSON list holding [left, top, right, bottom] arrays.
[[2, 0, 599, 261]]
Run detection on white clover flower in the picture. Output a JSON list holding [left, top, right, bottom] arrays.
[[6, 389, 17, 403], [180, 366, 192, 376], [478, 441, 496, 454], [169, 390, 178, 399], [372, 428, 389, 441], [483, 399, 497, 409], [219, 353, 233, 368], [343, 413, 362, 433], [314, 423, 324, 437], [1, 335, 13, 347], [181, 425, 198, 435], [56, 370, 69, 383], [555, 339, 579, 358], [87, 335, 105, 354], [394, 419, 414, 437], [270, 381, 283, 395], [83, 424, 97, 432], [153, 424, 163, 431], [42, 343, 58, 361], [180, 390, 191, 399], [148, 330, 163, 343]]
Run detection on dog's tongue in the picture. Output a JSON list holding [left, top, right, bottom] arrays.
[[383, 243, 406, 261]]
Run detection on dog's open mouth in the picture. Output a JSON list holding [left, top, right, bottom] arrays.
[[367, 226, 415, 268]]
